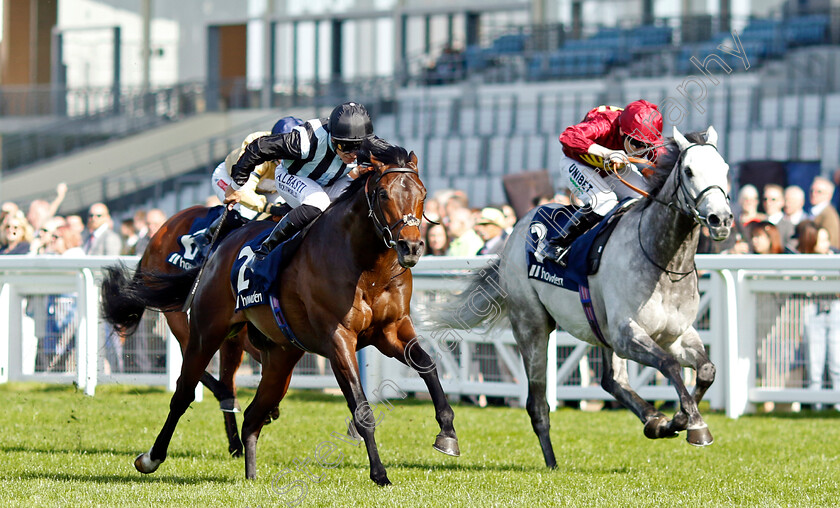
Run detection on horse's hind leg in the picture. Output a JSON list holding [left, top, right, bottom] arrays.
[[599, 349, 676, 439], [165, 310, 244, 457], [166, 311, 226, 398], [374, 317, 458, 457], [510, 302, 558, 469], [241, 347, 304, 479], [134, 323, 227, 474], [218, 332, 246, 457]]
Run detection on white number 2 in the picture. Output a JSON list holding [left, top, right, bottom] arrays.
[[236, 247, 255, 293]]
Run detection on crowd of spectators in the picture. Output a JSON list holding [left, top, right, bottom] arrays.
[[3, 171, 840, 410], [0, 183, 169, 376]]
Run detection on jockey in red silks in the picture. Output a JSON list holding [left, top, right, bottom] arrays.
[[538, 99, 666, 265]]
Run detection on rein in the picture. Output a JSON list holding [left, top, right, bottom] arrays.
[[364, 167, 423, 249]]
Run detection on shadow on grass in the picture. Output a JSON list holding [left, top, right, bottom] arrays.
[[0, 443, 234, 461], [16, 471, 236, 485]]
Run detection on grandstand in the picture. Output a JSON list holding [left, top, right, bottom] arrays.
[[0, 0, 839, 218]]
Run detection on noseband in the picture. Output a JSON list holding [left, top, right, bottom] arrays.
[[670, 143, 730, 224], [364, 167, 423, 249]]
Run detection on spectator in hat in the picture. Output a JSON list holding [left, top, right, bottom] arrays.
[[475, 207, 509, 255]]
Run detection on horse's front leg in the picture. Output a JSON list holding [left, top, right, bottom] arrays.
[[614, 321, 712, 446], [375, 318, 459, 457], [599, 348, 674, 437], [667, 326, 715, 446], [330, 328, 391, 486]]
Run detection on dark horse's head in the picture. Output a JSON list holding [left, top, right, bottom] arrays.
[[356, 137, 426, 267]]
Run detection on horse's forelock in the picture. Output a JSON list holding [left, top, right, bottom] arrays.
[[357, 137, 410, 168], [648, 131, 709, 194]]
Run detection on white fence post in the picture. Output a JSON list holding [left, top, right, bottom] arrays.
[[546, 330, 557, 411], [78, 268, 99, 396], [0, 283, 9, 384]]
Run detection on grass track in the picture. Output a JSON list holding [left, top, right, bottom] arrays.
[[1, 383, 838, 507]]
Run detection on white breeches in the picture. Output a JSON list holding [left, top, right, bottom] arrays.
[[559, 155, 650, 216], [211, 162, 282, 220], [274, 167, 352, 211]]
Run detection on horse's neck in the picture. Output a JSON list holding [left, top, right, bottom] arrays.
[[642, 174, 700, 275], [340, 188, 399, 272]]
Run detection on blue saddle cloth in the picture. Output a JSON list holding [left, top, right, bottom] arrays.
[[165, 206, 225, 270], [231, 228, 304, 312], [526, 200, 634, 292]]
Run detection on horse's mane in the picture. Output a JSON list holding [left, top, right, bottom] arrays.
[[646, 131, 710, 195], [328, 137, 412, 208]]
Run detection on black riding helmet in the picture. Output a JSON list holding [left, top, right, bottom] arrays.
[[329, 102, 374, 145]]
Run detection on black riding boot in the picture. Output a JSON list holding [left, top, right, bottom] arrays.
[[251, 204, 322, 262], [199, 208, 248, 251], [544, 207, 602, 266]]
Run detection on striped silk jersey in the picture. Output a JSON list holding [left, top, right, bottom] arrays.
[[231, 117, 350, 187]]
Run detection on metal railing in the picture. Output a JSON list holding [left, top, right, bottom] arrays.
[[2, 254, 839, 417]]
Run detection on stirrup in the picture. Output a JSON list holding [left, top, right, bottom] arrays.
[[535, 240, 567, 265]]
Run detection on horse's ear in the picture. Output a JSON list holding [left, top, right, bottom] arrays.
[[369, 154, 383, 171], [409, 151, 418, 170], [705, 126, 718, 147], [673, 126, 691, 151]]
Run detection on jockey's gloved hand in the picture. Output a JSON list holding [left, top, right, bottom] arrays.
[[604, 151, 630, 172]]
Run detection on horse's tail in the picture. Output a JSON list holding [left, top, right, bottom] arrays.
[[100, 263, 198, 334], [435, 257, 509, 331]]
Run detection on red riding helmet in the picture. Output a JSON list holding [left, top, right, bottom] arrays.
[[619, 99, 663, 146]]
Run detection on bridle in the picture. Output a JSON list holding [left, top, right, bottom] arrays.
[[639, 142, 730, 281], [364, 166, 423, 249], [670, 143, 730, 225]]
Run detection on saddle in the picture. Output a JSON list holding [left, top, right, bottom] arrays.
[[231, 220, 315, 312], [526, 199, 638, 292]]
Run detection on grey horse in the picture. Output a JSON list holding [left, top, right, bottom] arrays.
[[440, 127, 733, 468]]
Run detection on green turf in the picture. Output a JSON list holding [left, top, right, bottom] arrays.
[[1, 383, 838, 507]]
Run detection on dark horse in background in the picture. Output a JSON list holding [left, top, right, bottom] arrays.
[[101, 138, 459, 485], [101, 205, 269, 458]]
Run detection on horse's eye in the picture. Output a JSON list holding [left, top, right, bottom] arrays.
[[379, 189, 389, 200], [685, 167, 694, 178]]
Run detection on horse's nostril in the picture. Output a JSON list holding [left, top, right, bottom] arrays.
[[707, 214, 721, 227]]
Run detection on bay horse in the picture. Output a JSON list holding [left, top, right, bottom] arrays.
[[439, 127, 732, 468], [108, 138, 459, 485], [101, 205, 267, 458]]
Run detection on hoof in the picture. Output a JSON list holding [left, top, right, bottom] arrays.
[[433, 434, 461, 457], [686, 426, 714, 446], [229, 446, 243, 458], [134, 450, 163, 474], [643, 416, 678, 440], [371, 473, 392, 486], [219, 398, 241, 413]]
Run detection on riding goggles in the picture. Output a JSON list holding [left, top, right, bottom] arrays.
[[335, 140, 363, 153]]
